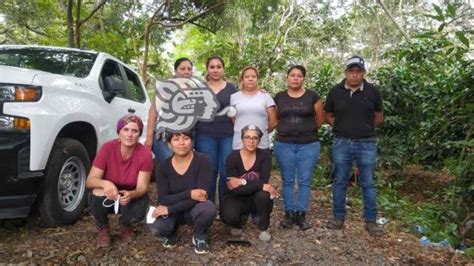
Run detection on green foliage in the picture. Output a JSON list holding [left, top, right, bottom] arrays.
[[466, 247, 474, 257], [372, 21, 473, 168], [374, 153, 474, 248]]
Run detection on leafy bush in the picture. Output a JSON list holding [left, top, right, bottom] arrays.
[[372, 35, 472, 168]]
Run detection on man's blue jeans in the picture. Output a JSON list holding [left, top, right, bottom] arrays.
[[194, 134, 233, 204], [331, 137, 378, 222], [275, 141, 320, 212]]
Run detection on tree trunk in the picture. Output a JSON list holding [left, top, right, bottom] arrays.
[[75, 0, 82, 48], [377, 0, 411, 43], [67, 0, 74, 47]]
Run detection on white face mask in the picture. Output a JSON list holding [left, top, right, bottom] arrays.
[[102, 195, 120, 214]]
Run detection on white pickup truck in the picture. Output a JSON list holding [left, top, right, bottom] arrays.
[[0, 45, 150, 226]]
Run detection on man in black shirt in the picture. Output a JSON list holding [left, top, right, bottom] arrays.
[[325, 56, 384, 237]]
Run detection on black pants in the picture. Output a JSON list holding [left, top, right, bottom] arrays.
[[89, 193, 149, 227], [220, 191, 273, 231], [148, 201, 217, 240]]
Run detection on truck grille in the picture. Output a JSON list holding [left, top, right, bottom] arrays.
[[18, 145, 30, 173]]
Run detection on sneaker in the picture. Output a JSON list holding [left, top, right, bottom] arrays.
[[259, 230, 271, 242], [96, 225, 111, 248], [162, 235, 178, 248], [120, 224, 135, 242], [366, 222, 384, 237], [230, 228, 243, 236], [192, 236, 210, 254], [327, 219, 344, 230]]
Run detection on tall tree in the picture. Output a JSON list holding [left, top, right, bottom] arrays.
[[137, 0, 227, 85], [66, 0, 107, 48]]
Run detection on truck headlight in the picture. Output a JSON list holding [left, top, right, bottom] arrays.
[[0, 84, 42, 102], [0, 115, 30, 132]]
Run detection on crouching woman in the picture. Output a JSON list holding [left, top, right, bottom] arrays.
[[149, 131, 217, 254], [86, 114, 153, 247], [220, 125, 278, 242]]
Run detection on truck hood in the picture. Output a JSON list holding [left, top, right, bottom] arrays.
[[0, 65, 47, 85]]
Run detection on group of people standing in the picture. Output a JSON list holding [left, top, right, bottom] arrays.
[[85, 55, 385, 254]]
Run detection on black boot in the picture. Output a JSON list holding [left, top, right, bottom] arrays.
[[280, 211, 295, 228], [295, 211, 311, 231]]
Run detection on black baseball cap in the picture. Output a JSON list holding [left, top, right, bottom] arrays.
[[345, 56, 366, 70]]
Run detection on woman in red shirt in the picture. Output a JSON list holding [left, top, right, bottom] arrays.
[[86, 114, 153, 248]]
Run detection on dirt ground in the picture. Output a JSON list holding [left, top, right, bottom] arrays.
[[0, 171, 471, 265]]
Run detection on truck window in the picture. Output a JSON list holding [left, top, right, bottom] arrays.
[[100, 60, 127, 99], [0, 48, 96, 78], [124, 68, 146, 103]]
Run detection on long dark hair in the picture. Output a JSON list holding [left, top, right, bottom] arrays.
[[174, 57, 193, 71], [166, 131, 193, 143], [287, 65, 306, 78], [206, 55, 225, 69]]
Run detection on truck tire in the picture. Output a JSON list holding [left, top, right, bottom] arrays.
[[38, 138, 90, 227]]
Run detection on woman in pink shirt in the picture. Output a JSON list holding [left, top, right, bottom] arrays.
[[86, 114, 153, 248]]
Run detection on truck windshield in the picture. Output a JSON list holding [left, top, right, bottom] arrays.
[[0, 48, 98, 78]]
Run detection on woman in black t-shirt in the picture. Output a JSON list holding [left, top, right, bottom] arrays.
[[149, 131, 217, 254], [274, 65, 324, 231], [194, 56, 237, 205], [220, 125, 278, 242]]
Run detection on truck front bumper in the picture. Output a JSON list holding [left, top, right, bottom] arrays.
[[0, 131, 44, 218]]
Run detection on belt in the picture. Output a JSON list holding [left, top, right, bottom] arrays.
[[335, 136, 377, 142]]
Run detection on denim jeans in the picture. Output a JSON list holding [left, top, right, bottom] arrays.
[[152, 138, 173, 164], [331, 137, 378, 222], [194, 134, 233, 204], [275, 141, 320, 212], [89, 193, 149, 227], [148, 201, 217, 240]]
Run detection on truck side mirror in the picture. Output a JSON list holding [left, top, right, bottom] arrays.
[[102, 76, 125, 103], [104, 76, 125, 93]]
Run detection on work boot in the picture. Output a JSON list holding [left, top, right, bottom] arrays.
[[295, 211, 311, 231], [280, 211, 295, 228], [366, 222, 384, 237], [327, 219, 344, 230], [96, 225, 111, 248], [120, 224, 135, 242]]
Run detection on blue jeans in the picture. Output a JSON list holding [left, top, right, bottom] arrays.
[[152, 139, 173, 164], [275, 141, 320, 212], [331, 137, 378, 222], [194, 134, 233, 204]]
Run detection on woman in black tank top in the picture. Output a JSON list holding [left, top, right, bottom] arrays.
[[273, 65, 324, 230]]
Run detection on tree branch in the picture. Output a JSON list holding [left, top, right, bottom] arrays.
[[157, 1, 227, 28], [377, 0, 411, 43], [81, 0, 107, 24], [155, 18, 219, 33], [23, 23, 50, 37]]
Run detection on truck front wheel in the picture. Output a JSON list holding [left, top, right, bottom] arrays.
[[38, 138, 90, 227]]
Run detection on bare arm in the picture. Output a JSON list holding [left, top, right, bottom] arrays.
[[267, 106, 278, 132], [325, 112, 335, 126], [145, 104, 157, 149], [374, 111, 384, 127], [127, 170, 151, 199], [86, 166, 118, 200], [314, 99, 325, 129]]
